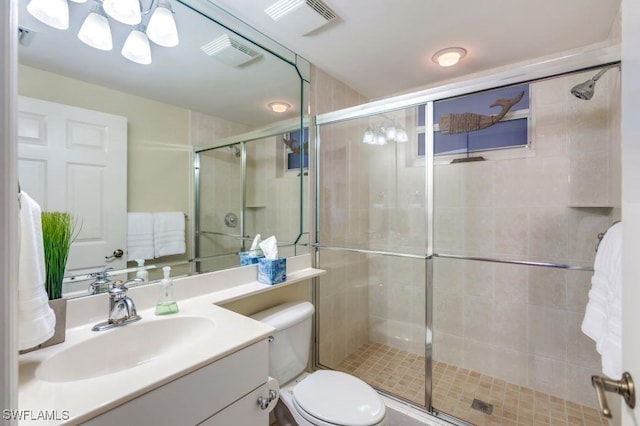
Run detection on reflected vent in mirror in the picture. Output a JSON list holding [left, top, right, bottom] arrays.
[[265, 0, 337, 35], [200, 34, 262, 67]]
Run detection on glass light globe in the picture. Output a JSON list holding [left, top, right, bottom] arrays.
[[27, 0, 69, 30], [121, 29, 152, 65], [147, 3, 179, 47], [78, 10, 113, 51]]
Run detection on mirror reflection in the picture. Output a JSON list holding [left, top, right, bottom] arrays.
[[196, 129, 310, 274], [16, 0, 309, 297]]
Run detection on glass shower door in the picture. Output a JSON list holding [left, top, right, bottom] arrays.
[[196, 143, 244, 273], [315, 104, 431, 408]]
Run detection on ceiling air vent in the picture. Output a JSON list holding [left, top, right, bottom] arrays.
[[265, 0, 337, 35], [200, 34, 262, 67]]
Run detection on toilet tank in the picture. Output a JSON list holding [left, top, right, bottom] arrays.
[[251, 301, 315, 385]]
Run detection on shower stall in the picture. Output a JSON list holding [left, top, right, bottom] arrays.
[[313, 64, 621, 425]]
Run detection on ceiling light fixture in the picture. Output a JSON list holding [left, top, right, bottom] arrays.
[[26, 0, 70, 30], [28, 0, 180, 66], [432, 47, 467, 67], [269, 102, 291, 113], [78, 5, 113, 51]]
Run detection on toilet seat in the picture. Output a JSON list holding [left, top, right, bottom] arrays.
[[291, 370, 385, 426]]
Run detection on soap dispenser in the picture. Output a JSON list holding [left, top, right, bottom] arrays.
[[135, 259, 148, 283], [155, 266, 179, 315]]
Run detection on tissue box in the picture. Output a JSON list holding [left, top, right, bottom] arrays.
[[239, 251, 264, 266], [257, 258, 287, 284]]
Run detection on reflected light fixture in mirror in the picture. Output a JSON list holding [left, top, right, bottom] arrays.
[[103, 0, 142, 25], [121, 24, 152, 65], [29, 0, 179, 65], [147, 1, 179, 47], [78, 6, 113, 51], [269, 102, 291, 113], [432, 47, 467, 67], [362, 124, 408, 145], [26, 0, 71, 30]]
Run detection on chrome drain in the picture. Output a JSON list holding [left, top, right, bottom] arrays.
[[471, 398, 493, 415]]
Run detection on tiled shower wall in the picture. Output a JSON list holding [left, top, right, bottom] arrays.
[[191, 111, 252, 272], [312, 67, 372, 367], [431, 70, 621, 408]]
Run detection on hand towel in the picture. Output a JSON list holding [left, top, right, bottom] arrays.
[[581, 221, 622, 379], [18, 191, 56, 350], [127, 212, 155, 260], [153, 212, 185, 258]]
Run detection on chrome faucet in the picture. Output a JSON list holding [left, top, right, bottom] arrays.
[[88, 267, 114, 294], [92, 278, 143, 331]]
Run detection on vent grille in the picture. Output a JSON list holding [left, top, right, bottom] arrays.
[[306, 0, 336, 21], [266, 0, 336, 23], [200, 34, 262, 66]]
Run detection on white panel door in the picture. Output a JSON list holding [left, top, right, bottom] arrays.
[[17, 96, 127, 275]]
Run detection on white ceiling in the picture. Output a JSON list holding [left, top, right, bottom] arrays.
[[210, 0, 621, 100], [18, 0, 621, 126]]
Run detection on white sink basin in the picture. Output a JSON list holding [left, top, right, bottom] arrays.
[[36, 316, 217, 382]]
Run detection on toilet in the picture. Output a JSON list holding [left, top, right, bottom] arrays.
[[251, 301, 386, 426]]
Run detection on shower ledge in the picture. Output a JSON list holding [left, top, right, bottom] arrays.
[[208, 266, 325, 305]]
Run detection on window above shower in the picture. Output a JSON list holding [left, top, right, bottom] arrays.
[[415, 84, 532, 164]]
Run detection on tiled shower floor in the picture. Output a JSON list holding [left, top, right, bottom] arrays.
[[335, 342, 608, 426]]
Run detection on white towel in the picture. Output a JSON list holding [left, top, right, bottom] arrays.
[[581, 221, 622, 379], [127, 212, 155, 260], [18, 191, 56, 350], [153, 212, 185, 258]]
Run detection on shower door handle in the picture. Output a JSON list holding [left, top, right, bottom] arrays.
[[591, 372, 635, 418]]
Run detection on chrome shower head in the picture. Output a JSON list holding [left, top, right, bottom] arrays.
[[570, 64, 619, 101], [571, 79, 597, 100]]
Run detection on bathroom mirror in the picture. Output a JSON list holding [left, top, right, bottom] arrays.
[[16, 0, 310, 296]]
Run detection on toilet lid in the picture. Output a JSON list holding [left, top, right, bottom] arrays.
[[292, 371, 385, 426]]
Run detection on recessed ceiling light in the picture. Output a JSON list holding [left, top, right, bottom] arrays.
[[269, 102, 290, 113], [432, 47, 467, 67]]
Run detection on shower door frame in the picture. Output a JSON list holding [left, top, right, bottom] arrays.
[[310, 45, 619, 419]]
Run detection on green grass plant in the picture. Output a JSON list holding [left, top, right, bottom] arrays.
[[41, 212, 76, 300]]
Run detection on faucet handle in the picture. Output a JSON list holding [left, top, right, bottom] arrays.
[[112, 278, 143, 290]]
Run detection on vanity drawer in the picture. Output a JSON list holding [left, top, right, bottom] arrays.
[[83, 339, 269, 426]]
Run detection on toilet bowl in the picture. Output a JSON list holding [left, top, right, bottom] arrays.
[[251, 302, 386, 426]]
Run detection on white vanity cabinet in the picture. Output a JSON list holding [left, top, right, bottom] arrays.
[[84, 340, 270, 426]]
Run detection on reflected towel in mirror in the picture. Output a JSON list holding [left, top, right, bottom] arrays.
[[153, 212, 185, 258], [127, 212, 155, 260]]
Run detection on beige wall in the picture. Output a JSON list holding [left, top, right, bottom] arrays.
[[19, 65, 191, 212]]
